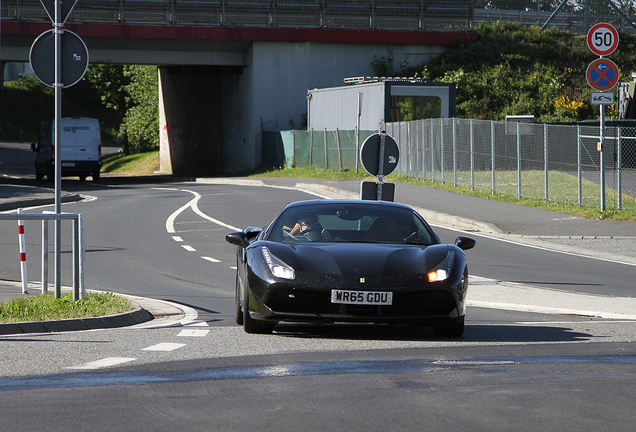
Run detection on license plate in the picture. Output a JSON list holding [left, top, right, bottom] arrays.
[[62, 162, 75, 167], [331, 290, 393, 305]]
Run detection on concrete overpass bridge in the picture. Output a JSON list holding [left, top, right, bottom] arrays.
[[1, 0, 477, 174]]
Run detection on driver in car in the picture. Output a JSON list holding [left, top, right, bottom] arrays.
[[283, 215, 323, 241]]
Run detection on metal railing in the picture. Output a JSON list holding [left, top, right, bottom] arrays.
[[4, 1, 636, 34], [1, 0, 474, 30], [274, 119, 636, 210], [0, 211, 86, 300]]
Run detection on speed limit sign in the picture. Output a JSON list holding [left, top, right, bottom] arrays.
[[587, 22, 619, 56]]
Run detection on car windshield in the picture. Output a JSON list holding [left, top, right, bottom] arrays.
[[267, 203, 436, 245]]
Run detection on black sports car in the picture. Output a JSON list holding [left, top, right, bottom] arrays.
[[225, 200, 475, 337]]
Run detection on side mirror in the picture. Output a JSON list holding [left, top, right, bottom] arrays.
[[30, 143, 37, 152], [225, 231, 249, 248], [455, 236, 476, 251]]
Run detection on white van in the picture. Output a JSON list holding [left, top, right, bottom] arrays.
[[32, 117, 102, 182]]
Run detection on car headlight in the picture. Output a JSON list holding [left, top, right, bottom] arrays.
[[261, 247, 295, 280], [427, 250, 455, 282]]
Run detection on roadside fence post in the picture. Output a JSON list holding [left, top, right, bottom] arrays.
[[617, 127, 622, 209], [17, 208, 28, 294], [517, 122, 522, 199], [42, 219, 49, 294], [544, 124, 549, 202]]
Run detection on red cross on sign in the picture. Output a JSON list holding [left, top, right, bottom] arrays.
[[586, 58, 619, 91]]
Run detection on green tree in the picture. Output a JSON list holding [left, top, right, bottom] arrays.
[[394, 21, 636, 122], [120, 65, 159, 153], [84, 64, 159, 154], [84, 65, 131, 154]]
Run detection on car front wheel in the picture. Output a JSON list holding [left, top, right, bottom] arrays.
[[243, 285, 275, 334]]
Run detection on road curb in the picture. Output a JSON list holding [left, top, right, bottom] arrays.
[[0, 306, 154, 336], [0, 192, 82, 212]]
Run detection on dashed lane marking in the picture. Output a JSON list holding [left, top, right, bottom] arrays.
[[181, 245, 196, 252], [202, 256, 221, 263], [172, 236, 183, 242], [65, 357, 137, 370], [142, 343, 187, 352]]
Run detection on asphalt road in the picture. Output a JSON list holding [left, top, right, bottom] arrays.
[[1, 142, 636, 431]]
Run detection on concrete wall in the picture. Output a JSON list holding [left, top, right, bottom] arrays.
[[232, 41, 445, 173]]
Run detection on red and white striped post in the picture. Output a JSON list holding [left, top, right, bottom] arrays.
[[17, 208, 28, 294]]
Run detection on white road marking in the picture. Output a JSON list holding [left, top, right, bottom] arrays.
[[183, 321, 209, 327], [178, 329, 210, 337], [172, 236, 183, 242], [429, 221, 636, 268], [65, 357, 136, 370], [202, 256, 221, 263], [181, 245, 196, 252], [162, 188, 240, 234], [141, 343, 186, 352]]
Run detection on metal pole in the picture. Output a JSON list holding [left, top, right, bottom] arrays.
[[603, 0, 636, 33], [430, 120, 435, 181], [491, 120, 496, 195], [309, 128, 313, 166], [441, 120, 445, 184], [324, 128, 328, 169], [377, 132, 386, 201], [17, 208, 28, 295], [73, 217, 79, 301], [544, 123, 549, 201], [470, 119, 475, 190], [453, 118, 457, 186], [540, 0, 568, 32], [617, 126, 622, 209], [600, 104, 606, 211], [578, 125, 582, 206], [41, 220, 48, 294], [79, 214, 85, 300], [356, 91, 362, 173], [517, 122, 522, 199], [54, 0, 63, 299]]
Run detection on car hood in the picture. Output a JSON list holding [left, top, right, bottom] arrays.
[[265, 241, 451, 278]]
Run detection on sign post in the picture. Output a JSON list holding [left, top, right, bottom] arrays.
[[29, 0, 85, 298], [586, 22, 619, 212], [359, 132, 399, 201]]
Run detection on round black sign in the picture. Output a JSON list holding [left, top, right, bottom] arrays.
[[29, 29, 89, 88], [360, 133, 399, 177]]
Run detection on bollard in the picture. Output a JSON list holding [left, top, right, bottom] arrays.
[[17, 208, 28, 294]]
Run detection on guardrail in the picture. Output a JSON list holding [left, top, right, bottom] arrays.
[[0, 211, 85, 301], [1, 0, 474, 30], [3, 1, 636, 34]]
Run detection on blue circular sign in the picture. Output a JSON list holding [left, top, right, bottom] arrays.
[[586, 58, 619, 91]]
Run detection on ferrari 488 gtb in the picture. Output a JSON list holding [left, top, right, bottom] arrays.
[[226, 200, 475, 337]]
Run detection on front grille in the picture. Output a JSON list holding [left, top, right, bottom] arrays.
[[266, 288, 456, 317]]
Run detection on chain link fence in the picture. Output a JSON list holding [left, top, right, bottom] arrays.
[[269, 119, 636, 209]]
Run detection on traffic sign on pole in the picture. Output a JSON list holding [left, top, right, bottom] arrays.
[[587, 22, 619, 57], [30, 29, 89, 88], [360, 133, 399, 177], [586, 58, 619, 91]]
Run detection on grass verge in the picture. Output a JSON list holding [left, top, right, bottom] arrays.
[[249, 166, 636, 221], [0, 292, 133, 323], [102, 151, 160, 175]]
